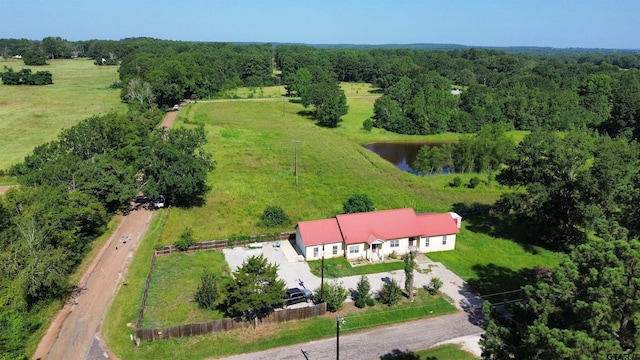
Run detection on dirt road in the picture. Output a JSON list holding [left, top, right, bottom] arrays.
[[33, 106, 183, 360]]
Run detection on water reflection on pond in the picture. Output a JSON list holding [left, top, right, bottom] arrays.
[[363, 142, 445, 174]]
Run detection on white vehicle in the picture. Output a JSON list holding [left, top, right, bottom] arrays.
[[173, 104, 180, 111], [154, 195, 165, 208]]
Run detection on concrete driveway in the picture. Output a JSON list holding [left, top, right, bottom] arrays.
[[223, 242, 484, 313], [223, 242, 485, 357]]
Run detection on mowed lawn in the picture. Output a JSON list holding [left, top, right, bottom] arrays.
[[0, 58, 126, 169], [142, 251, 229, 328]]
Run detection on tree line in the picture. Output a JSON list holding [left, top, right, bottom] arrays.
[[3, 37, 639, 137], [0, 67, 52, 85], [1, 110, 215, 359], [480, 130, 640, 358]]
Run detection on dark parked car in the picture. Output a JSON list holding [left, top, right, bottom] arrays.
[[283, 288, 313, 308]]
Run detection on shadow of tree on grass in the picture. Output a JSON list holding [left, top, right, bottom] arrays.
[[451, 202, 540, 254], [380, 349, 420, 360], [467, 263, 526, 304]]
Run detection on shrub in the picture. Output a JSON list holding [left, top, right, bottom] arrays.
[[315, 280, 348, 312], [428, 277, 443, 295], [260, 206, 289, 227], [174, 227, 195, 251], [365, 297, 375, 307], [450, 176, 462, 187], [378, 278, 403, 306], [342, 194, 375, 214], [353, 275, 372, 309], [468, 177, 481, 189], [195, 269, 221, 310], [362, 118, 373, 131]]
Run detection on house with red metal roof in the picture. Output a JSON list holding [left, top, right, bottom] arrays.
[[294, 208, 461, 262]]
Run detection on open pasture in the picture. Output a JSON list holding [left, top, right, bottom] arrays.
[[0, 58, 126, 169]]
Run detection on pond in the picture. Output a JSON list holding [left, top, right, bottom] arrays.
[[364, 142, 447, 174]]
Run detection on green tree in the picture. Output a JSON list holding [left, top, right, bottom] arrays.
[[373, 95, 405, 133], [22, 49, 47, 66], [342, 194, 375, 214], [141, 125, 216, 207], [194, 269, 222, 310], [315, 280, 348, 312], [259, 206, 289, 227], [174, 227, 195, 251], [378, 278, 403, 306], [605, 70, 640, 139], [495, 131, 594, 251], [413, 145, 450, 174], [353, 275, 372, 309], [289, 67, 313, 97], [362, 118, 373, 131], [42, 36, 67, 59], [404, 252, 415, 302], [225, 254, 286, 327], [481, 227, 640, 359], [301, 81, 348, 128], [428, 277, 443, 295]]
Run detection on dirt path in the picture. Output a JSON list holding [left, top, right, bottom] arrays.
[[0, 185, 15, 195], [32, 105, 184, 360]]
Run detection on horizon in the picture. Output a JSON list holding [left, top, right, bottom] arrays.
[[5, 0, 640, 51]]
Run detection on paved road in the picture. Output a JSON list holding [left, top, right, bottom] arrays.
[[219, 312, 483, 360]]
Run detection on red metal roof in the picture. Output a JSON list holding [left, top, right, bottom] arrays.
[[297, 208, 460, 247], [296, 218, 343, 247], [416, 212, 460, 237], [336, 208, 421, 245]]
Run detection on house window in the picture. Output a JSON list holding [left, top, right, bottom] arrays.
[[313, 247, 319, 257], [442, 235, 447, 245], [425, 238, 430, 247], [390, 239, 400, 248], [332, 245, 338, 255], [349, 245, 359, 254]]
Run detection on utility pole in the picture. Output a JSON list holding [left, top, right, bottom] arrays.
[[293, 140, 300, 186], [336, 315, 345, 360], [320, 243, 325, 302]]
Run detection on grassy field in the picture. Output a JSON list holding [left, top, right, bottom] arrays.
[[161, 85, 503, 244], [102, 83, 561, 358], [0, 58, 126, 169], [161, 83, 561, 289]]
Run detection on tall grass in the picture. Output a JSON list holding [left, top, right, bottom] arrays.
[[0, 58, 126, 169]]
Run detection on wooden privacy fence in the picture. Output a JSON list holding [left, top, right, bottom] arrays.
[[153, 231, 296, 257], [136, 302, 327, 342]]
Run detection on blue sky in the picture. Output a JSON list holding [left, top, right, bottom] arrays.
[[3, 0, 639, 49]]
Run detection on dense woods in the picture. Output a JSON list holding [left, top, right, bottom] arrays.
[[1, 109, 214, 358], [2, 36, 640, 358]]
